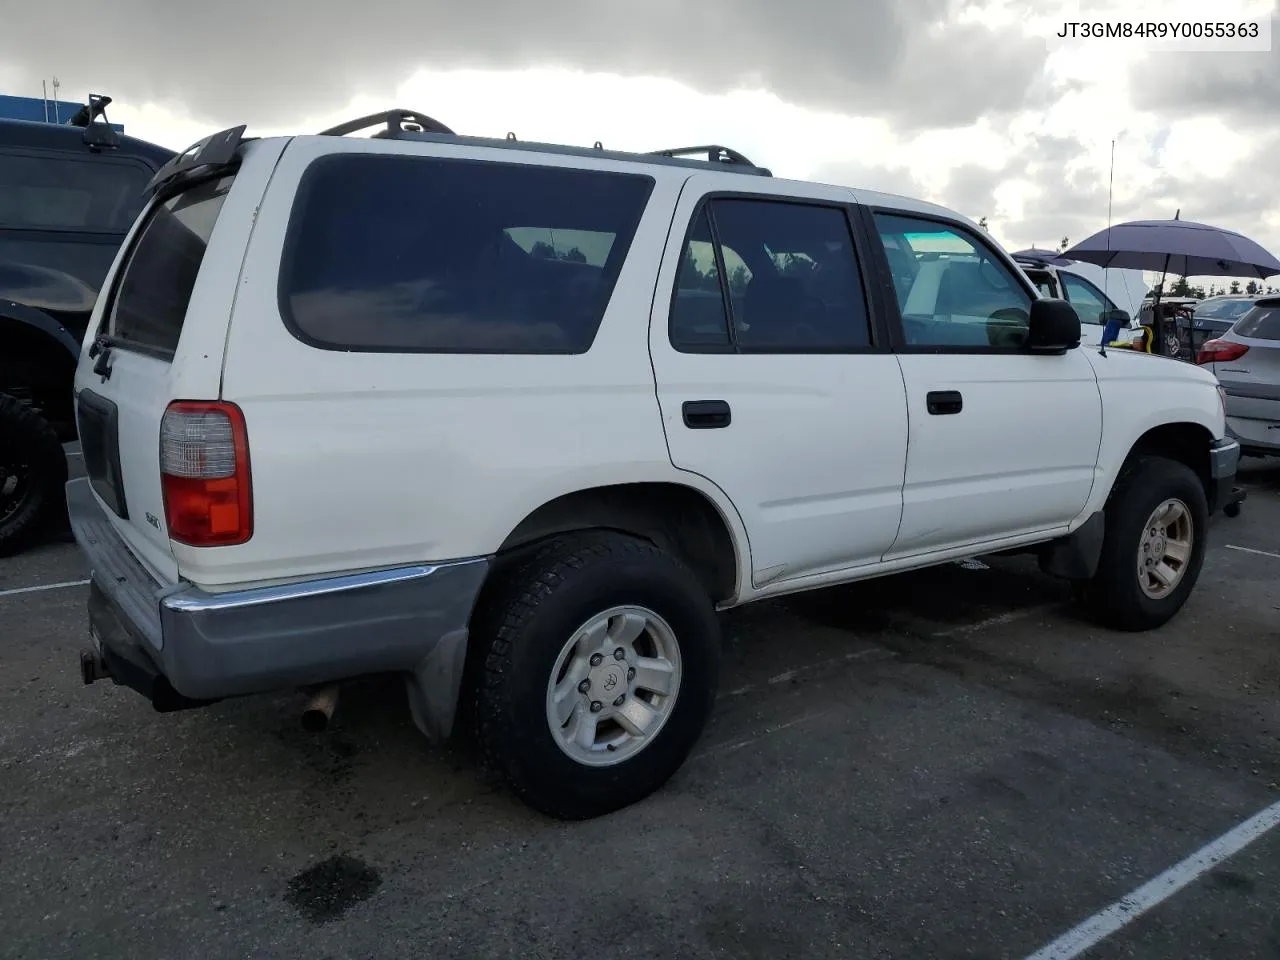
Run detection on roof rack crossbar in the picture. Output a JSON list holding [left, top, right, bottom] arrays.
[[647, 144, 760, 167], [318, 109, 456, 139]]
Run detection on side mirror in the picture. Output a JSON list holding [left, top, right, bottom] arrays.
[[1027, 298, 1081, 354], [1100, 308, 1131, 326]]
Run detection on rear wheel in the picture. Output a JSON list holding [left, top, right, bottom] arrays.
[[1072, 456, 1207, 631], [472, 532, 720, 820], [0, 393, 68, 557]]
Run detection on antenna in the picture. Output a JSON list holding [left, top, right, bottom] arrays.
[[1096, 138, 1117, 356]]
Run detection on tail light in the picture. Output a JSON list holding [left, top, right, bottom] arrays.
[[1195, 339, 1249, 365], [159, 401, 252, 546]]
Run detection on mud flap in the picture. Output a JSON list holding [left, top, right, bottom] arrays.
[[1038, 510, 1105, 580]]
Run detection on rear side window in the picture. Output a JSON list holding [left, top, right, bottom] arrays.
[[279, 154, 656, 354], [107, 175, 232, 357], [0, 152, 150, 232], [1233, 304, 1280, 340]]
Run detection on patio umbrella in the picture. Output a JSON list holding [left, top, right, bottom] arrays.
[[1063, 212, 1280, 356], [1062, 214, 1280, 279]]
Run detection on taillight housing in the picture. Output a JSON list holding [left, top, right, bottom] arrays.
[[159, 401, 252, 546], [1196, 339, 1249, 365]]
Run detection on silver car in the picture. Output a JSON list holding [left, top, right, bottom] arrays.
[[1197, 296, 1280, 456]]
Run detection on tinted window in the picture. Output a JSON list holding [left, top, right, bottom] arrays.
[[670, 209, 734, 349], [1233, 304, 1280, 340], [280, 155, 655, 354], [1060, 273, 1112, 325], [0, 153, 149, 231], [873, 213, 1032, 349], [108, 175, 232, 356], [669, 198, 872, 352]]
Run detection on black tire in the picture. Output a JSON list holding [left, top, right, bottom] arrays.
[[1073, 455, 1208, 631], [472, 531, 721, 820], [0, 392, 68, 558]]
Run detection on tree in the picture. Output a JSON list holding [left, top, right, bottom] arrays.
[[1246, 279, 1259, 294], [1230, 280, 1241, 294], [977, 216, 988, 232], [530, 240, 557, 259], [1059, 236, 1069, 253], [1171, 277, 1192, 297], [562, 246, 587, 263]]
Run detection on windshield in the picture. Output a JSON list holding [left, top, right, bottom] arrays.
[[1195, 298, 1255, 320]]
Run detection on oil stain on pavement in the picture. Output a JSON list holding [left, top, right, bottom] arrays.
[[285, 854, 382, 924]]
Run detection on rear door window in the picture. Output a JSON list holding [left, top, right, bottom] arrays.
[[106, 175, 233, 357], [0, 151, 150, 232], [279, 154, 656, 354], [1233, 303, 1280, 340]]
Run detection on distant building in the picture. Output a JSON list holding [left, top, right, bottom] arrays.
[[0, 94, 124, 131]]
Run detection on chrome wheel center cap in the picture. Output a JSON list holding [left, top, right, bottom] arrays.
[[592, 661, 628, 702]]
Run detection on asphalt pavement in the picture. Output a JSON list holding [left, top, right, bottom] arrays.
[[1, 453, 1277, 959]]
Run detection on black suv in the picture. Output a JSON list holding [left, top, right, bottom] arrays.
[[0, 95, 174, 555]]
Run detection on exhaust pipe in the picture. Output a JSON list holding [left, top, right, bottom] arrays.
[[80, 648, 111, 685], [301, 685, 340, 732]]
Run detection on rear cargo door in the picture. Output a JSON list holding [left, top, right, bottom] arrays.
[[73, 174, 237, 582], [1216, 303, 1280, 447]]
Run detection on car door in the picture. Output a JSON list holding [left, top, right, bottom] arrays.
[[860, 206, 1103, 560], [648, 175, 909, 589]]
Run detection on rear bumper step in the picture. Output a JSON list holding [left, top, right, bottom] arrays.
[[65, 477, 491, 736]]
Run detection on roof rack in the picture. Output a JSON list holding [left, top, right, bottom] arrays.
[[66, 93, 121, 149], [648, 144, 765, 170], [317, 109, 456, 139], [315, 109, 771, 176]]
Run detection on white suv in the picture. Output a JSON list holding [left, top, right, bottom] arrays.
[[69, 110, 1242, 820]]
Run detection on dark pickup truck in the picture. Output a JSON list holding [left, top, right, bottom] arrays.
[[1, 95, 174, 555]]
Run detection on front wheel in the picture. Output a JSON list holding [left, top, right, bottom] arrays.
[[472, 532, 721, 820], [1072, 456, 1208, 631]]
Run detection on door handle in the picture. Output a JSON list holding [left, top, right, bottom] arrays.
[[682, 399, 732, 429], [926, 390, 963, 415]]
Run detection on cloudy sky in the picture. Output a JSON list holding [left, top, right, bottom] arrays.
[[3, 0, 1276, 291]]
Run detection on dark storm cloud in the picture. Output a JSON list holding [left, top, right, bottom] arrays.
[[1, 0, 1049, 130]]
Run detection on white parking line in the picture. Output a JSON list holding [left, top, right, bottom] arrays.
[[0, 578, 90, 599], [1225, 544, 1280, 561], [1023, 799, 1280, 960]]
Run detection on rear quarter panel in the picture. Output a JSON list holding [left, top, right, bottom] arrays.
[[202, 136, 750, 590]]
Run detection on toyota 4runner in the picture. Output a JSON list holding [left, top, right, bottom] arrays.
[[68, 109, 1242, 820]]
